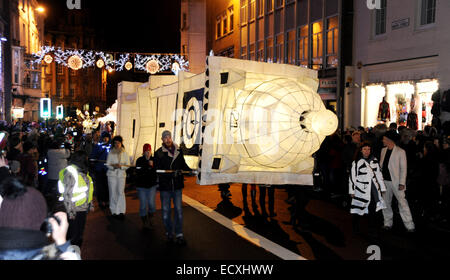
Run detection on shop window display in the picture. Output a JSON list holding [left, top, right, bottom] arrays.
[[395, 94, 409, 127]]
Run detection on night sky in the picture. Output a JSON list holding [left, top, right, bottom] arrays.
[[38, 0, 182, 53], [38, 0, 182, 107]]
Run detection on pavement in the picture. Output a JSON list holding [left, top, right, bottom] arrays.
[[80, 176, 450, 260]]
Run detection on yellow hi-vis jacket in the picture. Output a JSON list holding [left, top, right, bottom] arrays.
[[58, 165, 94, 209]]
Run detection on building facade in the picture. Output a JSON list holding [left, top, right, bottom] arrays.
[[0, 0, 7, 120], [7, 0, 45, 122], [42, 9, 107, 117], [181, 0, 207, 74], [347, 0, 449, 130]]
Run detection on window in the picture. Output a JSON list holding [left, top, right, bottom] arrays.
[[275, 34, 284, 63], [69, 85, 75, 98], [420, 0, 436, 26], [266, 38, 274, 62], [57, 64, 64, 75], [275, 0, 284, 9], [13, 49, 20, 84], [257, 0, 264, 17], [298, 26, 309, 66], [241, 46, 248, 59], [223, 14, 228, 34], [216, 17, 222, 38], [326, 17, 339, 68], [229, 6, 234, 31], [250, 0, 256, 21], [250, 44, 256, 61], [241, 0, 248, 25], [375, 0, 387, 35], [266, 0, 273, 13], [287, 30, 295, 65], [257, 41, 265, 61], [182, 13, 187, 30], [56, 82, 62, 97], [311, 21, 323, 69]]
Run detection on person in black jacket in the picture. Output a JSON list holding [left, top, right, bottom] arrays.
[[154, 131, 191, 245], [135, 144, 158, 230]]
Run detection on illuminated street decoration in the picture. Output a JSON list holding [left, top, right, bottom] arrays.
[[145, 60, 160, 74], [125, 61, 133, 71], [40, 98, 51, 119], [68, 55, 83, 70], [56, 105, 64, 119], [44, 54, 53, 64], [96, 59, 105, 68], [32, 46, 189, 75], [116, 56, 337, 186]]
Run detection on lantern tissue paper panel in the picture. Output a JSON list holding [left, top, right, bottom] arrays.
[[116, 56, 337, 186]]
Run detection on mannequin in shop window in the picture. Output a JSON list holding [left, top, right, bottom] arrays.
[[378, 97, 390, 123], [407, 98, 418, 131]]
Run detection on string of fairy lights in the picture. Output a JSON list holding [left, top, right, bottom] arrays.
[[32, 46, 189, 75]]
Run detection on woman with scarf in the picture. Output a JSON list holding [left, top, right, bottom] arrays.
[[349, 142, 387, 235], [106, 136, 130, 220]]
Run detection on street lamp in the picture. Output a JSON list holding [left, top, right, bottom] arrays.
[[36, 6, 45, 13]]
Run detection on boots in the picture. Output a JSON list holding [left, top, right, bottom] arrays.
[[141, 216, 150, 230], [147, 213, 154, 228]]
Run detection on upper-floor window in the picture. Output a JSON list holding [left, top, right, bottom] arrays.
[[229, 6, 234, 32], [241, 0, 248, 25], [223, 14, 228, 34], [298, 25, 309, 66], [250, 0, 256, 21], [420, 0, 436, 26], [257, 0, 264, 17], [311, 21, 323, 69], [216, 17, 222, 38], [375, 0, 387, 35], [326, 16, 339, 68], [275, 0, 284, 9], [266, 0, 273, 13]]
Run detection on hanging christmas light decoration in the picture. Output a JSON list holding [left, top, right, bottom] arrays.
[[32, 46, 189, 74], [146, 59, 160, 74], [125, 61, 133, 71], [68, 55, 83, 70], [43, 54, 53, 64], [96, 59, 105, 68], [172, 62, 181, 75]]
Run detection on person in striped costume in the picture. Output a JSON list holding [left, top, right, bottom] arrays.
[[349, 142, 386, 235]]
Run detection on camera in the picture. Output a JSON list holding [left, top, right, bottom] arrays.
[[41, 214, 61, 237]]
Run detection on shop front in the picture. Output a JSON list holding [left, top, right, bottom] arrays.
[[362, 79, 438, 130]]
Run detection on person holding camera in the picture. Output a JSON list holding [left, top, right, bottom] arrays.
[[0, 177, 80, 260], [154, 131, 192, 245]]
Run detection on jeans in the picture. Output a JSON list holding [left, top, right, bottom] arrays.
[[160, 189, 183, 237], [137, 186, 158, 217]]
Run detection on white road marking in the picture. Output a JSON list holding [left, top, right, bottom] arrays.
[[182, 194, 307, 260]]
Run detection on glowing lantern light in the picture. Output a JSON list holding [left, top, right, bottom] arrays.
[[172, 62, 181, 75], [146, 60, 160, 74], [44, 54, 53, 64], [96, 59, 105, 68], [68, 55, 83, 70], [125, 61, 133, 71]]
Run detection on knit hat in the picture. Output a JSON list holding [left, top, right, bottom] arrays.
[[143, 143, 151, 153], [0, 186, 47, 231], [384, 130, 399, 142], [162, 130, 172, 139]]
